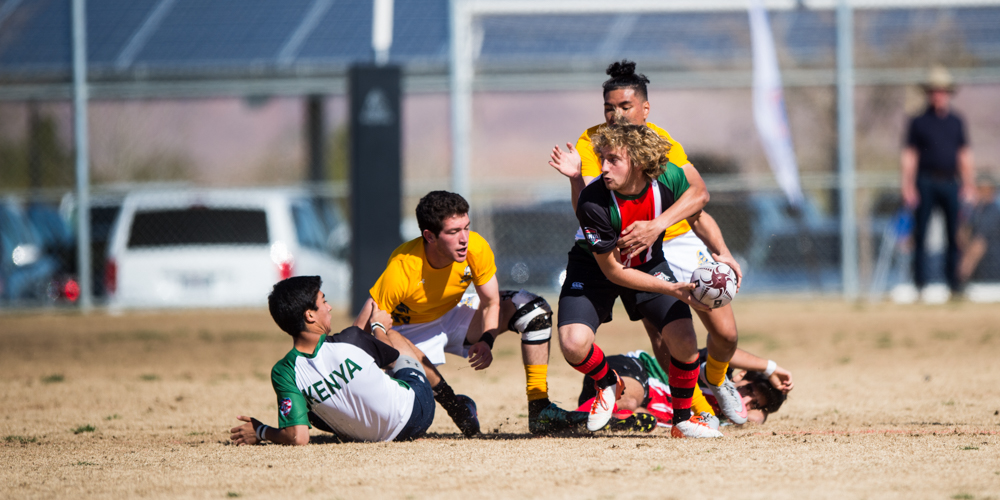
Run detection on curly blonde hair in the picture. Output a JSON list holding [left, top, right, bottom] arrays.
[[590, 122, 671, 179]]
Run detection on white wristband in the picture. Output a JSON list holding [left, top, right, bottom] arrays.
[[763, 360, 777, 377], [370, 322, 387, 335], [256, 424, 270, 442]]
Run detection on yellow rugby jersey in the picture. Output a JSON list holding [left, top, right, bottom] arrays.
[[370, 232, 497, 325], [577, 121, 692, 241]]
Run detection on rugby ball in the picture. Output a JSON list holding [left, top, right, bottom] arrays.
[[690, 262, 737, 309]]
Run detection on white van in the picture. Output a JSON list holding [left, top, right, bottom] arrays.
[[106, 188, 349, 309]]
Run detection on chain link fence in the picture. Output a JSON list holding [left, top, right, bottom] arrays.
[[4, 2, 1000, 309]]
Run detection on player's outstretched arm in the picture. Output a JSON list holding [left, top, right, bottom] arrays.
[[591, 250, 710, 312], [549, 142, 587, 211], [618, 163, 709, 261], [728, 349, 793, 393], [230, 416, 309, 446]]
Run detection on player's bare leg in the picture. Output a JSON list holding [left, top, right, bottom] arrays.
[[692, 304, 747, 424], [497, 291, 586, 434], [696, 304, 738, 365], [658, 319, 722, 438]]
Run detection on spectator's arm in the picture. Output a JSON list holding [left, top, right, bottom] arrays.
[[959, 146, 976, 202], [901, 147, 920, 209]]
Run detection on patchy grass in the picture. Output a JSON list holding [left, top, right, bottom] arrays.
[[739, 332, 780, 351], [219, 331, 269, 342], [933, 331, 957, 341], [74, 461, 97, 466], [958, 445, 979, 450], [876, 332, 893, 349], [40, 373, 64, 384], [104, 414, 121, 421], [4, 435, 36, 444], [140, 374, 160, 382], [72, 425, 95, 435], [494, 347, 517, 359], [98, 330, 168, 343], [227, 492, 241, 498]]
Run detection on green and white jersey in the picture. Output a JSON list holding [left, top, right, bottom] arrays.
[[271, 326, 415, 442]]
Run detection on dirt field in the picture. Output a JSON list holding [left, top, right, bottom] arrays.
[[2, 299, 999, 499]]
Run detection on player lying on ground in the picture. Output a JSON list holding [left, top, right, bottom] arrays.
[[549, 59, 750, 426], [554, 121, 731, 438], [576, 348, 793, 429], [353, 191, 585, 437], [230, 276, 439, 444]]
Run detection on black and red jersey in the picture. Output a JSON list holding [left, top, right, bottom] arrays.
[[576, 163, 690, 268]]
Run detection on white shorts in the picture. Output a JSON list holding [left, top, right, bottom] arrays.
[[662, 230, 714, 283], [393, 294, 480, 366]]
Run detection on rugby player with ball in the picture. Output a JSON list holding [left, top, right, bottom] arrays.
[[550, 60, 751, 427]]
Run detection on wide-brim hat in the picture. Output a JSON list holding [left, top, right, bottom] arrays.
[[922, 65, 956, 93]]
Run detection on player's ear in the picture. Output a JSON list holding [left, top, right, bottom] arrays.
[[303, 308, 316, 325], [641, 100, 650, 120], [422, 228, 437, 244]]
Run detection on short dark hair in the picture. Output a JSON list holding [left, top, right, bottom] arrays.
[[415, 191, 469, 237], [603, 60, 650, 101], [268, 276, 322, 336], [743, 371, 787, 415]]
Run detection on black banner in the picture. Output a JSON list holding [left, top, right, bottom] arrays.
[[349, 64, 402, 315]]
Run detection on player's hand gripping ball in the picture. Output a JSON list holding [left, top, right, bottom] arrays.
[[690, 262, 738, 309]]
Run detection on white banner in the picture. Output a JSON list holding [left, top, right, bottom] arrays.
[[749, 0, 804, 206]]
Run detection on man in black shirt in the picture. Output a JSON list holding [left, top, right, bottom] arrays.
[[901, 66, 975, 296]]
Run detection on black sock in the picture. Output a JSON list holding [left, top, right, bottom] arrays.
[[528, 398, 552, 417], [433, 380, 459, 409]]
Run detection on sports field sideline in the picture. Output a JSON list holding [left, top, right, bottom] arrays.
[[2, 299, 998, 499]]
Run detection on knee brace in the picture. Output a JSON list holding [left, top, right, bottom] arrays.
[[504, 289, 552, 344]]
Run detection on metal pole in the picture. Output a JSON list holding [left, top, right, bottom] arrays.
[[72, 0, 92, 311], [372, 0, 394, 66], [837, 0, 858, 299], [449, 0, 471, 197]]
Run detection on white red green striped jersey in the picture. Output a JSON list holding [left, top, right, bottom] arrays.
[[576, 163, 690, 269]]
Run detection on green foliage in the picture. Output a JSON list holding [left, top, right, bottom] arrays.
[[72, 425, 96, 434], [227, 492, 241, 498], [41, 373, 64, 384], [105, 414, 121, 421], [140, 374, 160, 381], [4, 435, 36, 444]]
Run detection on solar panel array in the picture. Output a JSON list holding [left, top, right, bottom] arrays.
[[2, 0, 1000, 83]]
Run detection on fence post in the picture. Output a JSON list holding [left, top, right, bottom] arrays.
[[72, 0, 93, 311], [837, 0, 858, 300]]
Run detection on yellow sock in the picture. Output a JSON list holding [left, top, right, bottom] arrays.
[[691, 383, 715, 416], [705, 354, 729, 387], [524, 364, 549, 401]]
